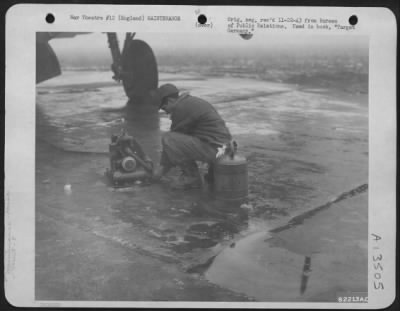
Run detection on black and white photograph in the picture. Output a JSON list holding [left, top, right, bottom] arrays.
[[4, 4, 397, 308], [34, 31, 369, 302]]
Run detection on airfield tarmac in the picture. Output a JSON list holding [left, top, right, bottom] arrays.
[[35, 70, 368, 301]]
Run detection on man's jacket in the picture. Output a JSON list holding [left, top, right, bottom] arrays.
[[170, 93, 232, 146]]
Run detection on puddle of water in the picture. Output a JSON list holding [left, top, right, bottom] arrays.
[[206, 230, 367, 301], [205, 191, 367, 301], [206, 231, 306, 301]]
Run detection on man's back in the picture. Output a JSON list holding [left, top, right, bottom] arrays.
[[170, 94, 231, 146]]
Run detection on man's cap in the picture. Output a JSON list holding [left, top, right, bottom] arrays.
[[157, 83, 179, 100]]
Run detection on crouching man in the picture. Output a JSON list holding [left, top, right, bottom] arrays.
[[153, 83, 232, 189]]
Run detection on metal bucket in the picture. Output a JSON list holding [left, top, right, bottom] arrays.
[[213, 154, 248, 202]]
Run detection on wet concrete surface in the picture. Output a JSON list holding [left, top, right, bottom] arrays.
[[36, 71, 368, 301], [206, 187, 368, 301]]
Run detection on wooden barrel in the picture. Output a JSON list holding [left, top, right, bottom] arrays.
[[214, 154, 248, 202]]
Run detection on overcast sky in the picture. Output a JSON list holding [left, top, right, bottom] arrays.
[[50, 32, 368, 61], [50, 33, 368, 66]]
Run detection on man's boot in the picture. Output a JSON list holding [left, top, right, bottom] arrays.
[[173, 161, 202, 189]]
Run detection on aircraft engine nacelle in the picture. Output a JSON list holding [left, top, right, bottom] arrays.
[[36, 33, 62, 83], [36, 32, 159, 105]]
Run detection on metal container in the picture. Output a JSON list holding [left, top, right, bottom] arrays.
[[214, 153, 248, 202]]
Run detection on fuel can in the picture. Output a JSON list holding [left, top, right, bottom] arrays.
[[213, 153, 248, 202]]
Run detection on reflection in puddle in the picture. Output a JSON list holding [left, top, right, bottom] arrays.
[[204, 190, 368, 301], [204, 232, 316, 301], [300, 256, 311, 295]]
